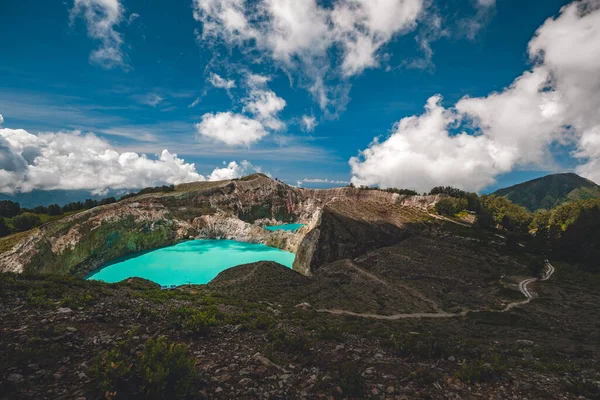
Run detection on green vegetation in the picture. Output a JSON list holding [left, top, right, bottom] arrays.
[[478, 195, 532, 234], [267, 328, 312, 354], [91, 336, 199, 399], [435, 197, 468, 216], [492, 172, 600, 211], [454, 355, 507, 383], [169, 305, 222, 337], [334, 363, 366, 398], [119, 184, 175, 200], [347, 183, 419, 196], [0, 184, 175, 240], [0, 197, 118, 239], [387, 333, 451, 359], [530, 198, 600, 268]]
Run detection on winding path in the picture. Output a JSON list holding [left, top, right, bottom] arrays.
[[316, 260, 555, 320]]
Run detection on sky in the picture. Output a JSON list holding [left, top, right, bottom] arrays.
[[1, 0, 600, 198]]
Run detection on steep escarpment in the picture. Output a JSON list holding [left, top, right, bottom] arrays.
[[0, 200, 188, 275], [292, 197, 433, 275]]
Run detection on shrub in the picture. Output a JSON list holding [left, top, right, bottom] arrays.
[[454, 356, 506, 383], [413, 368, 443, 387], [435, 197, 468, 216], [268, 328, 312, 354], [430, 186, 467, 198], [170, 306, 221, 337], [91, 337, 199, 399], [47, 204, 61, 216], [0, 217, 11, 237], [0, 200, 21, 218], [61, 293, 97, 308], [10, 213, 42, 232], [391, 333, 449, 359], [334, 363, 365, 398]]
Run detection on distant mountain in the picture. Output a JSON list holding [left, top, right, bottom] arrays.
[[492, 173, 600, 211]]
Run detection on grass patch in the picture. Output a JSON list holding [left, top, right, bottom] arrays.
[[91, 336, 200, 399], [454, 355, 507, 383]]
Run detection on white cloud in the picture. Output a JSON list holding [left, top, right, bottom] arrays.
[[301, 115, 317, 132], [193, 0, 425, 108], [196, 112, 268, 146], [527, 0, 600, 183], [145, 94, 164, 107], [208, 160, 260, 180], [350, 96, 507, 192], [331, 0, 424, 76], [243, 88, 286, 131], [460, 0, 497, 40], [247, 73, 270, 86], [300, 177, 349, 184], [127, 12, 140, 24], [0, 127, 265, 194], [188, 98, 201, 108], [0, 114, 3, 125], [196, 75, 286, 145], [0, 128, 204, 194], [70, 0, 127, 69], [208, 73, 236, 90], [351, 0, 600, 191]]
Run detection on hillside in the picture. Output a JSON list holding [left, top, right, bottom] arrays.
[[1, 174, 600, 399], [492, 173, 600, 211]]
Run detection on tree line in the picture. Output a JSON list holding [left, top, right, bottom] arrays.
[[0, 184, 176, 238], [432, 186, 599, 270]]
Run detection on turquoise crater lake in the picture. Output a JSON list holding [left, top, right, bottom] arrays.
[[87, 240, 295, 286], [264, 223, 305, 232]]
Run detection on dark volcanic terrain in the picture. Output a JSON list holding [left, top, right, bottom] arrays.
[[1, 175, 600, 399]]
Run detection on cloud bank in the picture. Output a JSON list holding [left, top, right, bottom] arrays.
[[0, 126, 261, 195], [193, 0, 426, 109], [351, 0, 600, 192]]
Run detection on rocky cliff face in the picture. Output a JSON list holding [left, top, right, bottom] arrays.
[[292, 196, 435, 275], [0, 174, 441, 276]]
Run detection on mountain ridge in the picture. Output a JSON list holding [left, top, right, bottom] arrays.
[[491, 172, 600, 211]]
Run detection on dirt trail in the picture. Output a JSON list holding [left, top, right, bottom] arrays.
[[316, 261, 555, 320], [344, 260, 444, 313]]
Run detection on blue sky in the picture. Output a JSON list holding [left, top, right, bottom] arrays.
[[1, 0, 599, 198]]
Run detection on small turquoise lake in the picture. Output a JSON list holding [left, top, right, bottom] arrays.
[[87, 240, 295, 286], [264, 223, 305, 232]]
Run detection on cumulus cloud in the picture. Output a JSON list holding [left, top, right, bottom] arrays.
[[243, 88, 286, 131], [0, 128, 204, 194], [193, 0, 425, 108], [70, 0, 127, 69], [0, 127, 265, 194], [350, 96, 508, 192], [196, 75, 286, 145], [196, 112, 268, 146], [351, 0, 600, 191], [208, 73, 236, 90], [0, 114, 3, 125], [208, 160, 260, 181], [301, 116, 317, 132]]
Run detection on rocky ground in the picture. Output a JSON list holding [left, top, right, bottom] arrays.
[[2, 176, 600, 399], [2, 244, 600, 399]]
